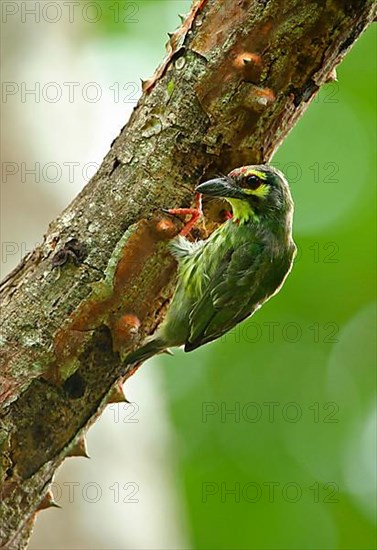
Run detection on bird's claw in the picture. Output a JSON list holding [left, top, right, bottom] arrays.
[[161, 193, 203, 237]]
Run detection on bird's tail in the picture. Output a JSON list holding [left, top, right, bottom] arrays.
[[123, 336, 167, 366]]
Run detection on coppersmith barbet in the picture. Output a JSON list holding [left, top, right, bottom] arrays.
[[125, 165, 296, 364]]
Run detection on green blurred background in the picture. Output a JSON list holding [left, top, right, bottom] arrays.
[[1, 2, 375, 549]]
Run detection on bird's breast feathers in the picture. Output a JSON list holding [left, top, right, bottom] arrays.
[[171, 219, 293, 301]]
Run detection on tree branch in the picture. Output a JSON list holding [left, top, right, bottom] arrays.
[[1, 0, 375, 546]]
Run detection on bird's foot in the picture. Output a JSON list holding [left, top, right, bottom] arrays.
[[163, 193, 203, 237]]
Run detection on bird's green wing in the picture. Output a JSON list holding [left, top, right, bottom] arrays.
[[186, 241, 267, 351]]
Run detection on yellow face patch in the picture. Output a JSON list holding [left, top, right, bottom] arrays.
[[224, 168, 271, 223], [227, 198, 257, 224], [242, 183, 270, 198]]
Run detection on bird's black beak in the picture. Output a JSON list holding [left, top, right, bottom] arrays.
[[196, 177, 242, 199]]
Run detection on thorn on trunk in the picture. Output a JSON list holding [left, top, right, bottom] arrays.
[[107, 380, 130, 404], [254, 87, 276, 105], [112, 314, 141, 347], [140, 78, 148, 92], [326, 68, 338, 83], [234, 52, 262, 70], [67, 435, 90, 459], [37, 490, 61, 511], [155, 217, 177, 237]]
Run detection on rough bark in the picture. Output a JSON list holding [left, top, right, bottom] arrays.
[[1, 0, 375, 546]]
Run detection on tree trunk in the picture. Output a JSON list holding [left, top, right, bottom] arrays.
[[1, 0, 375, 547]]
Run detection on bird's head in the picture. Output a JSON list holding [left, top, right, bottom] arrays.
[[196, 165, 293, 225]]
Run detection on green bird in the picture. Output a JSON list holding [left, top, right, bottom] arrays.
[[125, 165, 296, 364]]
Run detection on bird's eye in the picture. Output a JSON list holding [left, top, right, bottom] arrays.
[[244, 174, 262, 190]]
